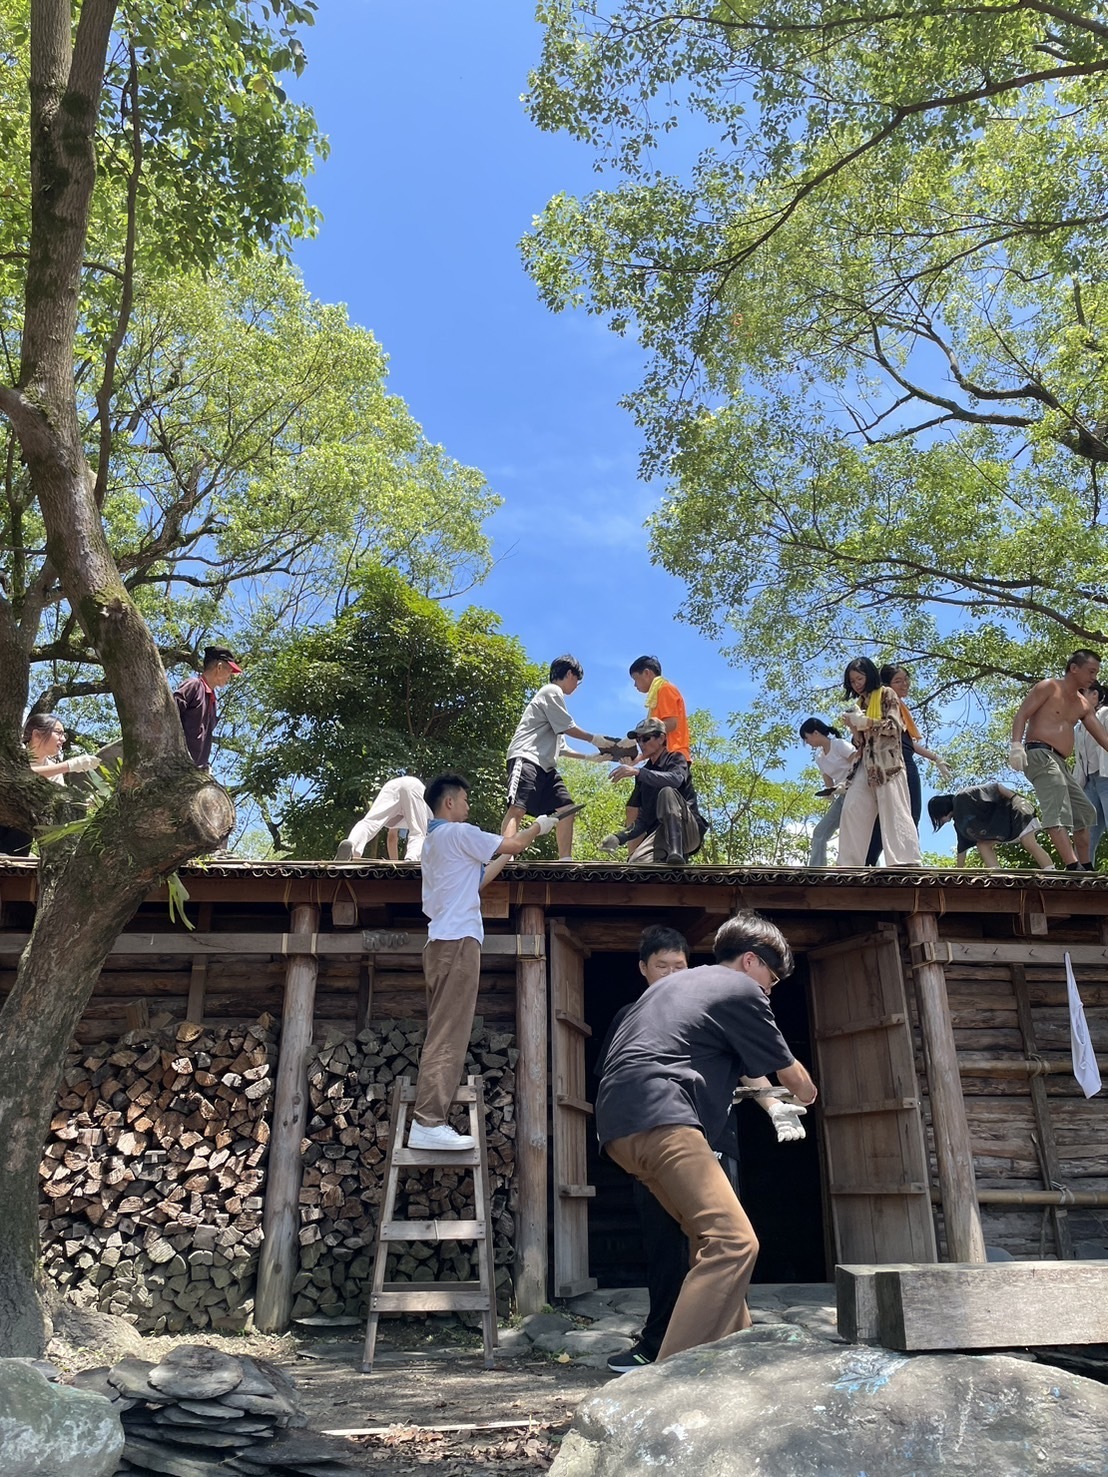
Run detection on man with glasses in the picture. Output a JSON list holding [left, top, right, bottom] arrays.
[[600, 716, 706, 865], [596, 910, 817, 1362]]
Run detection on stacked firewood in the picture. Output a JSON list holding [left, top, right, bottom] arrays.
[[40, 1019, 276, 1334], [294, 1020, 518, 1321], [69, 1344, 360, 1476]]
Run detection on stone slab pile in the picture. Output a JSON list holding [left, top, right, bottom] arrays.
[[40, 1018, 276, 1333], [295, 1020, 517, 1321], [70, 1344, 360, 1476]]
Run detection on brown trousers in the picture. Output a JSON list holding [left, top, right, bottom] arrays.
[[606, 1124, 759, 1360], [413, 936, 481, 1126]]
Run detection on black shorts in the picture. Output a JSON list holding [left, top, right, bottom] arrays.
[[505, 759, 572, 818]]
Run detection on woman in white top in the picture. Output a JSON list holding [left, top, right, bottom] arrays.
[[1073, 679, 1108, 866], [0, 714, 100, 855], [800, 718, 858, 866]]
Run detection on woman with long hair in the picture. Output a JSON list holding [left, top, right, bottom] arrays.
[[878, 664, 951, 826], [836, 659, 922, 867], [799, 718, 857, 866]]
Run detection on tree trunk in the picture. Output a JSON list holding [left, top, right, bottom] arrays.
[[0, 767, 232, 1354]]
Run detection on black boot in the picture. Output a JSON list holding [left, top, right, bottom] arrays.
[[662, 811, 686, 866]]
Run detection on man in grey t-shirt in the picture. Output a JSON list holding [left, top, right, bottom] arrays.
[[596, 909, 818, 1362], [502, 654, 612, 860]]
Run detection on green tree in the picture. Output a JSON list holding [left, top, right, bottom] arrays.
[[0, 0, 322, 1355], [245, 565, 544, 855], [525, 2, 1108, 702]]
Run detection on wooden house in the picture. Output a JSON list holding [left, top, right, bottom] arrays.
[[2, 857, 1107, 1330]]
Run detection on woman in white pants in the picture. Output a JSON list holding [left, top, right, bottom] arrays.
[[835, 659, 922, 868], [334, 775, 430, 861], [800, 718, 858, 866]]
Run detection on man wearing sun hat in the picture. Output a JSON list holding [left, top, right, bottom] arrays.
[[600, 716, 707, 865], [173, 645, 242, 770]]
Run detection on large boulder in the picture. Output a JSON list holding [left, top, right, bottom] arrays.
[[0, 1359, 123, 1477], [550, 1325, 1108, 1476]]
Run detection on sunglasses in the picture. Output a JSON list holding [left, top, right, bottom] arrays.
[[750, 947, 783, 987]]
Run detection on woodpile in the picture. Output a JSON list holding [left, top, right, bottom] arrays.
[[40, 1018, 277, 1334], [69, 1344, 360, 1476], [295, 1019, 518, 1321]]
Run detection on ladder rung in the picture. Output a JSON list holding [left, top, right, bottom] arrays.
[[394, 1083, 480, 1103], [558, 1184, 595, 1198], [555, 1094, 593, 1115], [392, 1147, 481, 1167], [371, 1284, 489, 1311], [381, 1218, 484, 1240]]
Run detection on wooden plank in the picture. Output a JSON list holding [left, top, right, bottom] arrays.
[[554, 1008, 592, 1038], [1010, 962, 1073, 1259], [822, 1098, 920, 1118], [874, 1263, 1108, 1350], [835, 1263, 917, 1343], [917, 940, 1108, 965], [255, 902, 321, 1333], [558, 1184, 596, 1198], [380, 1219, 484, 1240], [355, 959, 374, 1035], [554, 1094, 594, 1116], [906, 913, 985, 1264], [814, 1013, 906, 1040], [831, 1184, 928, 1196], [514, 903, 548, 1315], [370, 1286, 490, 1312], [185, 901, 212, 1023]]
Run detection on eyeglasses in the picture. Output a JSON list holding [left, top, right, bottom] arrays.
[[750, 948, 781, 987]]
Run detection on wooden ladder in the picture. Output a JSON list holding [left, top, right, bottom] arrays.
[[361, 1074, 498, 1372]]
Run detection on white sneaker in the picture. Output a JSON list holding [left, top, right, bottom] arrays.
[[409, 1121, 475, 1152]]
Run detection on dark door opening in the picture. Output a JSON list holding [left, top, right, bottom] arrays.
[[582, 948, 827, 1288]]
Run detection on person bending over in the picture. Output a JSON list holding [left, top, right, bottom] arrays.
[[928, 785, 1053, 870]]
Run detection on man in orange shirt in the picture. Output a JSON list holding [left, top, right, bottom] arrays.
[[627, 657, 692, 850], [629, 656, 690, 759]]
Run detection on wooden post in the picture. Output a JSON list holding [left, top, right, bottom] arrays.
[[255, 902, 320, 1332], [185, 902, 212, 1024], [906, 912, 986, 1264], [355, 958, 375, 1034], [514, 903, 547, 1315]]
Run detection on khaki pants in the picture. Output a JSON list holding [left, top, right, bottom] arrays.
[[605, 1124, 759, 1360], [836, 766, 921, 867], [413, 937, 481, 1126]]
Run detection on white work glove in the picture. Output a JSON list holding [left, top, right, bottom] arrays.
[[935, 759, 953, 783], [1009, 741, 1028, 772], [599, 833, 621, 853], [590, 734, 611, 749], [534, 814, 557, 836], [767, 1100, 807, 1143], [64, 752, 101, 774]]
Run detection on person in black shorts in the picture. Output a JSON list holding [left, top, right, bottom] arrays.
[[502, 655, 614, 860]]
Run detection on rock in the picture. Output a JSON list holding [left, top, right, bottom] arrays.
[[107, 1355, 172, 1403], [584, 1315, 641, 1337], [0, 1358, 123, 1477], [564, 1292, 619, 1321], [493, 1327, 535, 1359], [549, 1325, 1108, 1475], [560, 1331, 634, 1357], [148, 1344, 244, 1400], [519, 1311, 578, 1342], [609, 1290, 648, 1317], [48, 1301, 147, 1361]]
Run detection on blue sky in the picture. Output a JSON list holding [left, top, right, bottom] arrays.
[[288, 3, 754, 741]]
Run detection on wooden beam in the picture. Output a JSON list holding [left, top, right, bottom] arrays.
[[514, 903, 547, 1316], [836, 1263, 917, 1342], [185, 902, 212, 1024], [355, 958, 375, 1034], [914, 939, 1108, 965], [255, 902, 321, 1333], [0, 930, 544, 958], [905, 913, 986, 1264], [874, 1262, 1108, 1350]]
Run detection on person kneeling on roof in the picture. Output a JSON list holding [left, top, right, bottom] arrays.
[[600, 717, 707, 867]]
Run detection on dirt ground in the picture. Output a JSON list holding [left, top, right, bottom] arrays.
[[47, 1311, 610, 1474]]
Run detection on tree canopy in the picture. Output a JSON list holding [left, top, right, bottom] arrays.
[[525, 2, 1108, 704], [245, 565, 543, 855]]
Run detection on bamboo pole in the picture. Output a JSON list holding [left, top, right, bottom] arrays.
[[907, 912, 986, 1263], [930, 1188, 1108, 1207], [514, 903, 548, 1315], [255, 902, 321, 1332]]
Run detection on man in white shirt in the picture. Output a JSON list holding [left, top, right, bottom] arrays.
[[334, 774, 430, 862], [412, 772, 555, 1151], [502, 654, 613, 860]]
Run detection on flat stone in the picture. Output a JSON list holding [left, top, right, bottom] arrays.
[[609, 1290, 649, 1317], [492, 1328, 534, 1359], [519, 1311, 578, 1342], [106, 1356, 171, 1404], [0, 1359, 123, 1477], [584, 1315, 641, 1337], [232, 1432, 354, 1467], [122, 1434, 228, 1477], [548, 1325, 1108, 1476], [148, 1345, 243, 1400], [563, 1331, 634, 1357], [563, 1292, 618, 1321]]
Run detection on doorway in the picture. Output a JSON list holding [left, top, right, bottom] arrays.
[[581, 948, 827, 1288]]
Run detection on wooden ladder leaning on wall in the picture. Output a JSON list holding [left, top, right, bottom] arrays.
[[361, 1075, 498, 1373]]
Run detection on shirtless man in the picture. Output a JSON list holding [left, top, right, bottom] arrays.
[[1010, 649, 1108, 869]]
